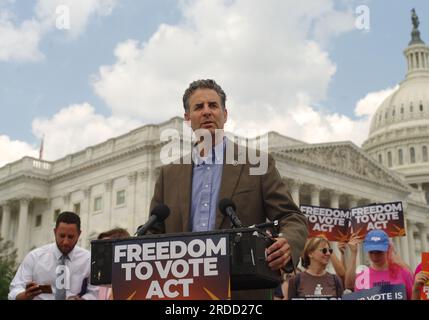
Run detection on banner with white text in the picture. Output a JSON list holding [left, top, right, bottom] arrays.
[[299, 205, 350, 241], [350, 202, 405, 239], [111, 234, 230, 300], [342, 284, 406, 300]]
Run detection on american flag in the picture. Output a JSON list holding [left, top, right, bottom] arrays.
[[39, 135, 44, 160]]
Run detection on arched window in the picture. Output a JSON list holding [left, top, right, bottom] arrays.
[[398, 149, 404, 165], [423, 146, 428, 162], [410, 147, 416, 164], [387, 151, 392, 167], [378, 154, 383, 164], [420, 104, 424, 112]]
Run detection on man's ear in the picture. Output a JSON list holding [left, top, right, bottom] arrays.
[[184, 112, 190, 121], [223, 108, 228, 124]]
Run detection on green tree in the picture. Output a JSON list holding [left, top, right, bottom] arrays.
[[0, 238, 17, 300]]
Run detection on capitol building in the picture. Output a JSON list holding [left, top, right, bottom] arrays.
[[1, 14, 428, 272]]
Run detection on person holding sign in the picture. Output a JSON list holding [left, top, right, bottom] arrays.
[[287, 236, 343, 299], [412, 253, 429, 300], [345, 230, 413, 299], [149, 79, 308, 300]]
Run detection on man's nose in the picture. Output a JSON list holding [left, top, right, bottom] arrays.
[[202, 104, 212, 115]]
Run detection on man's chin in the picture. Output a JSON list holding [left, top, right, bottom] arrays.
[[58, 247, 72, 255]]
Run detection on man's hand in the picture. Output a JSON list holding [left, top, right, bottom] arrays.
[[266, 237, 291, 271], [67, 295, 84, 300], [16, 282, 42, 300]]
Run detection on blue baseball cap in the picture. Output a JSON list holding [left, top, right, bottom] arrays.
[[363, 230, 389, 252]]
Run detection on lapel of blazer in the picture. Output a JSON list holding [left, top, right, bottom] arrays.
[[215, 141, 245, 229], [179, 153, 193, 232]]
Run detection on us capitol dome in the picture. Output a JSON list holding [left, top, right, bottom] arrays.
[[363, 9, 429, 204]]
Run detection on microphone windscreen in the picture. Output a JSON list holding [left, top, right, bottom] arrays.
[[151, 204, 170, 221], [218, 198, 236, 215]]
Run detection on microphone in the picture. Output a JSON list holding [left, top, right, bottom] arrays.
[[135, 204, 170, 236], [218, 198, 244, 228]]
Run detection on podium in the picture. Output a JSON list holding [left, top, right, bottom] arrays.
[[90, 228, 281, 299]]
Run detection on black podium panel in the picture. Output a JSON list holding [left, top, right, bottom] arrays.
[[90, 228, 281, 290]]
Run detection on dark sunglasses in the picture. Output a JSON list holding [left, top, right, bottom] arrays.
[[319, 248, 333, 255]]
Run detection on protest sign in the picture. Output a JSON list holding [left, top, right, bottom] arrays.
[[421, 252, 429, 300], [111, 233, 230, 300], [350, 202, 405, 238], [342, 284, 406, 300], [300, 205, 350, 241], [301, 202, 405, 241]]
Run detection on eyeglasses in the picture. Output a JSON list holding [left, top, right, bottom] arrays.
[[319, 248, 333, 255]]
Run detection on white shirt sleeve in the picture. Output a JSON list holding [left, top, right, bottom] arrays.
[[8, 252, 35, 300], [81, 282, 100, 300]]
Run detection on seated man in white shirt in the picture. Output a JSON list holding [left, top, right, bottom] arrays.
[[8, 211, 98, 300]]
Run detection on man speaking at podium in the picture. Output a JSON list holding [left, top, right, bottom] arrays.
[[149, 79, 308, 299]]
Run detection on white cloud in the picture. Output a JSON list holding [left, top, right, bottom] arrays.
[[31, 103, 141, 161], [92, 0, 363, 143], [0, 11, 43, 61], [355, 85, 399, 117], [0, 136, 38, 168], [0, 0, 119, 61]]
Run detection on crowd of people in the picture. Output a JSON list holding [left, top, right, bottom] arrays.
[[274, 229, 427, 300], [6, 210, 427, 300]]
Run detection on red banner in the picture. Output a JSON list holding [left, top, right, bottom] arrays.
[[300, 205, 350, 241], [111, 234, 230, 300]]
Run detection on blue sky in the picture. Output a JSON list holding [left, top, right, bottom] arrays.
[[0, 0, 428, 165]]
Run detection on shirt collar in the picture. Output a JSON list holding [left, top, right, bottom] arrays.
[[53, 243, 74, 261], [192, 136, 225, 166]]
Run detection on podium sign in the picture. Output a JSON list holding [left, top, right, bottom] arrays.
[[111, 233, 230, 300]]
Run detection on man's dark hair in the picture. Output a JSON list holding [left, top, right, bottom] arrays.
[[97, 228, 130, 240], [55, 211, 81, 231], [182, 79, 227, 111]]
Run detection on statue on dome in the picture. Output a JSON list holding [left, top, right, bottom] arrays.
[[411, 8, 420, 30], [410, 8, 424, 45]]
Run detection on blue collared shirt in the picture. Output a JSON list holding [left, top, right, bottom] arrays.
[[191, 139, 225, 232]]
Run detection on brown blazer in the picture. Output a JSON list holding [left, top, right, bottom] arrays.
[[149, 141, 308, 299]]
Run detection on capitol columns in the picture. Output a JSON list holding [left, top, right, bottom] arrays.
[[418, 223, 428, 253], [139, 168, 151, 220], [289, 179, 303, 206], [104, 180, 113, 229], [0, 201, 11, 241], [399, 202, 410, 266], [62, 193, 71, 211], [127, 172, 138, 233], [17, 197, 31, 261], [80, 187, 91, 247], [407, 221, 417, 269], [347, 195, 358, 209], [329, 190, 341, 209], [310, 185, 322, 206]]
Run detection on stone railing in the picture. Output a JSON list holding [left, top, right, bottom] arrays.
[[0, 157, 52, 180]]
